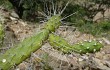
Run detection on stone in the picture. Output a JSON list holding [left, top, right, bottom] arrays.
[[93, 12, 103, 23], [10, 11, 19, 18]]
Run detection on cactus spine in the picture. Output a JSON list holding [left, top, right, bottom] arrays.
[[0, 15, 61, 70], [48, 34, 103, 54]]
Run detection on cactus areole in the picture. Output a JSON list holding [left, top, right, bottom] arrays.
[[0, 15, 61, 70]]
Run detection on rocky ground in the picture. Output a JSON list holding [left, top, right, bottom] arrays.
[[0, 7, 110, 70]]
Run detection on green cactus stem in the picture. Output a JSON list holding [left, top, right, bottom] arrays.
[[0, 15, 61, 70], [48, 33, 73, 53], [0, 29, 49, 70], [48, 34, 103, 54], [71, 40, 103, 54], [44, 14, 61, 32], [0, 23, 4, 47]]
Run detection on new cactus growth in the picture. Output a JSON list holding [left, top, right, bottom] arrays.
[[0, 15, 61, 70], [71, 40, 103, 54], [44, 14, 61, 32], [48, 34, 103, 54]]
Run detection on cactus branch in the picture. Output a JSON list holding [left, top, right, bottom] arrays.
[[48, 33, 103, 54]]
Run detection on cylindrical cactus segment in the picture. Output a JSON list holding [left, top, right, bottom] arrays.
[[72, 41, 103, 54], [48, 34, 73, 53], [0, 23, 4, 47], [44, 14, 61, 32], [0, 29, 49, 70], [48, 34, 103, 54]]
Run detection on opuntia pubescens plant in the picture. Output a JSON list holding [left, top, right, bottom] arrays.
[[48, 33, 103, 54], [0, 1, 104, 69], [0, 15, 61, 70]]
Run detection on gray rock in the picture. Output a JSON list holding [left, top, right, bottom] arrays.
[[10, 11, 19, 18]]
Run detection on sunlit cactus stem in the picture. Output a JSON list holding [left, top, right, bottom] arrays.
[[48, 33, 103, 54], [0, 15, 61, 70], [44, 14, 61, 32], [0, 29, 49, 70], [71, 40, 103, 54], [48, 33, 73, 54]]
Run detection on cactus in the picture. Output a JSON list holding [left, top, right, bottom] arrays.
[[0, 15, 61, 70], [0, 23, 4, 47], [48, 34, 103, 54], [44, 14, 61, 32]]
